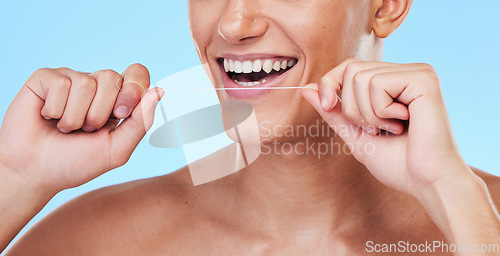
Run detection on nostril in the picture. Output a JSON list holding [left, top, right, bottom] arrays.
[[218, 15, 268, 44], [239, 35, 260, 42]]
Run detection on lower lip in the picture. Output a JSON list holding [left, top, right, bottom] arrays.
[[220, 66, 291, 99]]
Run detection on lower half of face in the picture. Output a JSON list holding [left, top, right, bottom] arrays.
[[188, 0, 376, 144]]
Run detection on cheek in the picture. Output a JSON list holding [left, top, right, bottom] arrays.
[[290, 2, 366, 72], [188, 2, 223, 61]]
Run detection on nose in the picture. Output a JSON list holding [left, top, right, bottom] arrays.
[[218, 1, 268, 44]]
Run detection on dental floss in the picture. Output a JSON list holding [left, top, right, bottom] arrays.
[[161, 86, 304, 91]]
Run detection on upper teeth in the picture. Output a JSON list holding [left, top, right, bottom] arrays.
[[224, 58, 297, 74]]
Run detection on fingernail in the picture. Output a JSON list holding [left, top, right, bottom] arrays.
[[43, 116, 51, 120], [115, 106, 130, 119], [59, 128, 70, 134], [362, 126, 377, 136], [321, 96, 329, 110], [388, 129, 400, 135], [82, 125, 96, 133], [157, 88, 165, 98], [152, 88, 164, 106]]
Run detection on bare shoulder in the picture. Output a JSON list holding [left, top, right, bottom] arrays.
[[366, 167, 500, 245], [5, 166, 197, 256], [471, 166, 500, 210]]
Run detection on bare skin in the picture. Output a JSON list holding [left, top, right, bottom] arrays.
[[1, 0, 499, 255], [5, 167, 500, 255]]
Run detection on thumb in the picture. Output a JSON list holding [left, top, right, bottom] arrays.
[[302, 83, 360, 145], [108, 87, 164, 167]]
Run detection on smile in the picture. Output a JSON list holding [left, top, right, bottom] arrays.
[[220, 57, 297, 87], [217, 56, 298, 99]]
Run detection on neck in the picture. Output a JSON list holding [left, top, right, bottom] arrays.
[[230, 134, 392, 236]]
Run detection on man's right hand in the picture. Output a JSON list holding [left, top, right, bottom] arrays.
[[0, 64, 163, 194]]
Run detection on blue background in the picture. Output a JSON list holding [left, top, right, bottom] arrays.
[[0, 0, 499, 244]]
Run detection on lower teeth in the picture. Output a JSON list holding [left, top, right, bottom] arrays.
[[234, 78, 267, 87]]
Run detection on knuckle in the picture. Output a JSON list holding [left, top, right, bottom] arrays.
[[345, 62, 360, 79], [424, 68, 439, 82], [370, 73, 384, 86], [345, 62, 356, 74], [55, 67, 72, 73], [41, 107, 62, 119], [53, 76, 72, 90], [76, 75, 97, 92], [30, 68, 53, 82], [96, 69, 121, 81], [81, 74, 96, 86], [34, 67, 51, 75], [345, 58, 359, 63], [369, 75, 385, 93], [352, 72, 366, 86], [59, 118, 84, 131], [417, 64, 440, 87], [419, 63, 435, 72]]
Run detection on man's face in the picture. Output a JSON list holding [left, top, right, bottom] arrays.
[[188, 0, 374, 143]]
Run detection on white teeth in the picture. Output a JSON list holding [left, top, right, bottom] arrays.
[[233, 60, 243, 73], [234, 80, 262, 87], [224, 58, 298, 86], [225, 58, 297, 74], [253, 59, 262, 72], [273, 61, 281, 71], [224, 59, 229, 72], [242, 60, 253, 73], [263, 59, 273, 73], [281, 60, 288, 70]]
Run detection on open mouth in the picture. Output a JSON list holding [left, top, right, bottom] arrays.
[[218, 57, 297, 87]]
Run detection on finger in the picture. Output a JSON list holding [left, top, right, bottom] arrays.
[[369, 68, 449, 139], [339, 61, 366, 127], [352, 68, 405, 135], [12, 68, 70, 131], [114, 63, 150, 119], [318, 77, 340, 111], [336, 61, 405, 133], [361, 64, 426, 122], [56, 69, 97, 133], [83, 70, 122, 132], [108, 88, 164, 168], [303, 84, 360, 146], [318, 58, 358, 111], [37, 69, 72, 120], [318, 59, 399, 112], [370, 72, 410, 121]]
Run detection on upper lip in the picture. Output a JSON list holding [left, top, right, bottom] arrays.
[[217, 53, 298, 61]]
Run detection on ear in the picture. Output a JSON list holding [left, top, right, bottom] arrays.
[[372, 0, 413, 38]]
